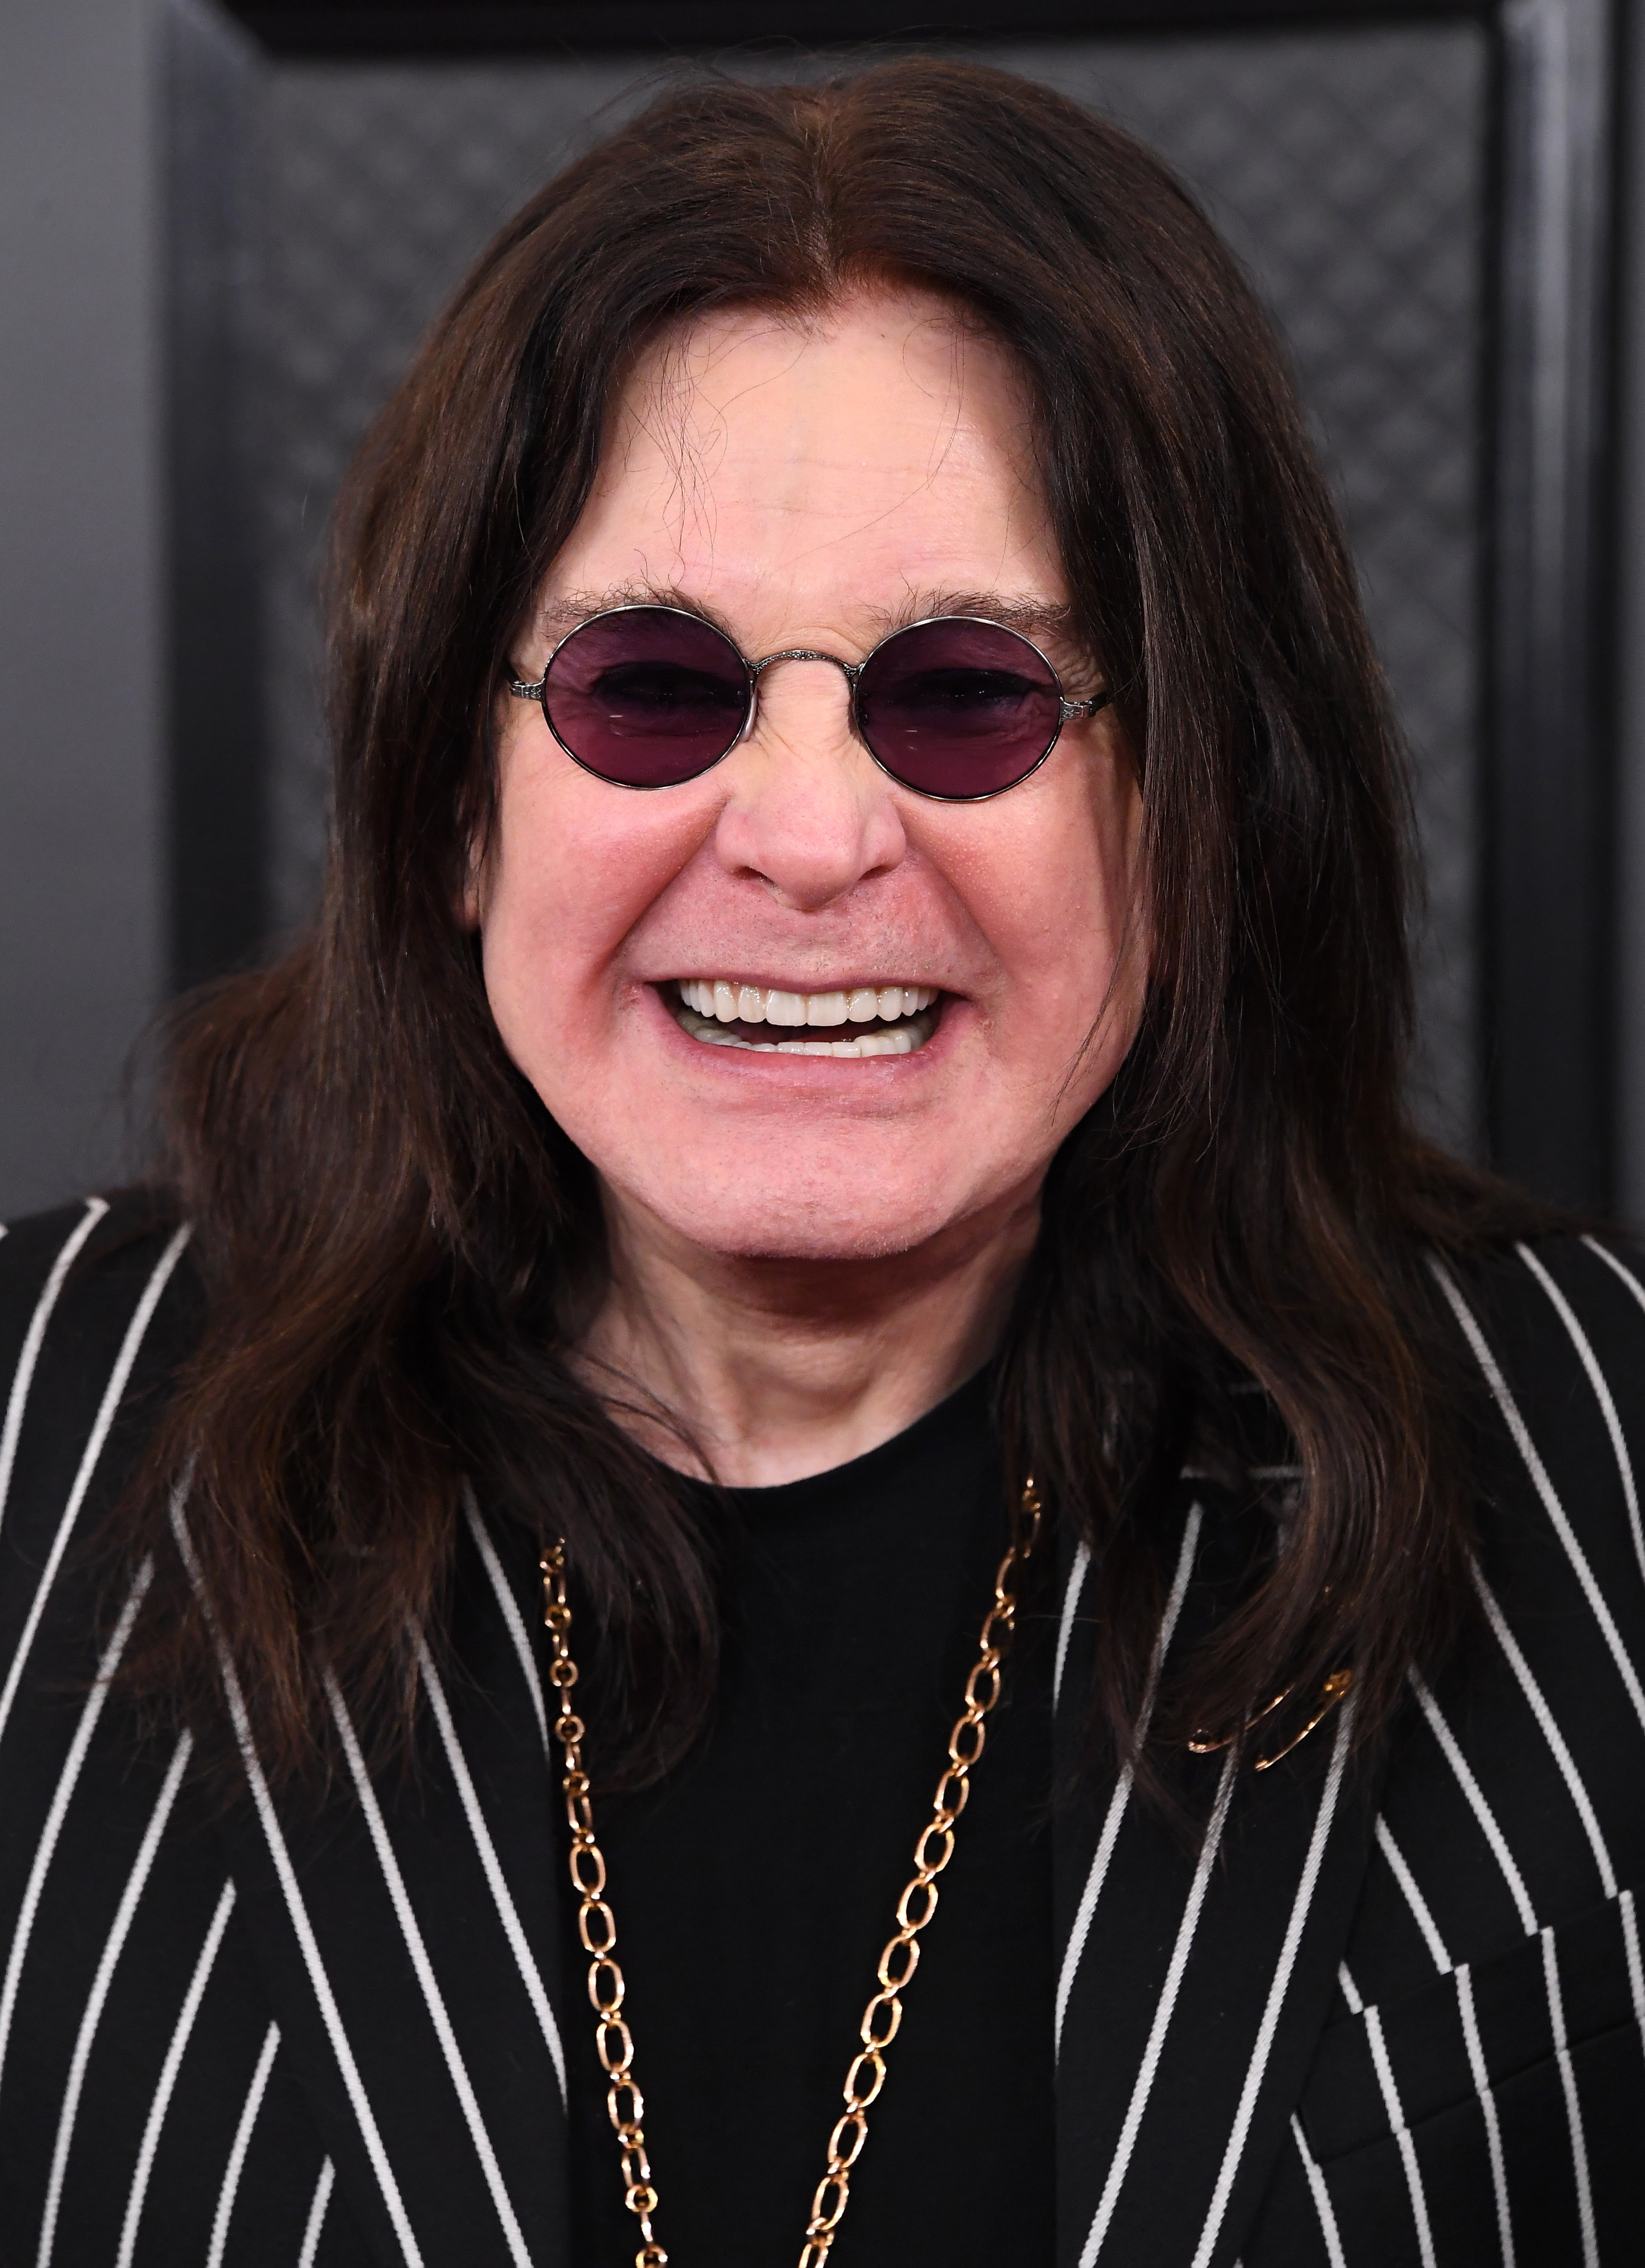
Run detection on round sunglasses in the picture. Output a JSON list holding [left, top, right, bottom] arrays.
[[507, 605, 1113, 800]]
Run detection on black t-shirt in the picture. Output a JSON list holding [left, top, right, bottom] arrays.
[[562, 1369, 1056, 2267]]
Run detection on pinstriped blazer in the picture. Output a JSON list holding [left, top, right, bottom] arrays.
[[1, 1196, 1642, 2267]]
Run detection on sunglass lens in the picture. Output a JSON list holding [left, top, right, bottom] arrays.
[[856, 620, 1064, 797], [542, 609, 750, 787]]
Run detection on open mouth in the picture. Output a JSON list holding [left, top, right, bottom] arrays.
[[668, 978, 943, 1057]]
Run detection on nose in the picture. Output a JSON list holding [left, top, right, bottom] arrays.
[[711, 654, 907, 912]]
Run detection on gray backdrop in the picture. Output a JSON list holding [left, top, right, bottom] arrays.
[[0, 0, 165, 1216], [8, 6, 1554, 1217]]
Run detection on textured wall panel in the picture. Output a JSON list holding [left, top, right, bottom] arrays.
[[258, 26, 1486, 1145]]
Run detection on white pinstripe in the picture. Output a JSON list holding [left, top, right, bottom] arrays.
[[1055, 1502, 1203, 2055], [1410, 1630, 1602, 2268], [414, 1633, 567, 2107], [1077, 1746, 1239, 2266], [1622, 1888, 1645, 2051], [1431, 1257, 1645, 1737], [1521, 1243, 1645, 1589], [1376, 1818, 1516, 2265], [36, 1729, 194, 2268], [1375, 1816, 1453, 1972], [1570, 1243, 1642, 1315], [1542, 1929, 1599, 2268], [206, 2019, 280, 2268], [1580, 1234, 1645, 1319], [115, 1876, 238, 2268], [1290, 2113, 1348, 2268], [1192, 1700, 1356, 2267], [462, 1485, 548, 1757], [0, 1556, 154, 2100], [1408, 1669, 1539, 1934], [1470, 1563, 1618, 1897], [0, 1199, 107, 1538], [1579, 1235, 1645, 1578], [324, 1669, 534, 2268], [298, 2159, 336, 2268], [1200, 1256, 1631, 2268], [1456, 1963, 1516, 2268], [169, 1491, 425, 2268], [1342, 1962, 1438, 2268], [0, 1224, 191, 1752], [1053, 1540, 1091, 1713]]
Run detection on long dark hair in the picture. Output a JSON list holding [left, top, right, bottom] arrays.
[[127, 58, 1547, 1786]]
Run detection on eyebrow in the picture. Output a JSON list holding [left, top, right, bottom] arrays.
[[536, 582, 722, 635], [535, 584, 1076, 652]]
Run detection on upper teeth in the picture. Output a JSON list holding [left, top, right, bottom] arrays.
[[675, 980, 938, 1027]]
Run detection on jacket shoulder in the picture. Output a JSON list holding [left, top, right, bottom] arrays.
[[1424, 1232, 1645, 1855], [0, 1189, 200, 1579], [1434, 1234, 1642, 1587], [1436, 1231, 1645, 1575], [1303, 1231, 1645, 2206], [1450, 1229, 1645, 1393]]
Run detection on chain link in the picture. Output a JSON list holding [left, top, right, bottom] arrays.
[[541, 1541, 668, 2268], [542, 1478, 1040, 2268]]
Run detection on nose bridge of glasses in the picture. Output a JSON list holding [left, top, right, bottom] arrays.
[[741, 647, 864, 748], [749, 647, 863, 684]]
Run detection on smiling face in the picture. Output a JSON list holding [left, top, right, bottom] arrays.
[[475, 287, 1146, 1267]]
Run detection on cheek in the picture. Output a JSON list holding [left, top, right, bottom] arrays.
[[950, 752, 1144, 1063], [478, 746, 690, 1055]]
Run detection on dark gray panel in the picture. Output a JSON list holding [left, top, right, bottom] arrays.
[[1489, 0, 1614, 1204], [0, 0, 168, 1219], [167, 0, 268, 990]]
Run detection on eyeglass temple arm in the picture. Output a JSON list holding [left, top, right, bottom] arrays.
[[1064, 689, 1116, 721], [508, 674, 545, 699]]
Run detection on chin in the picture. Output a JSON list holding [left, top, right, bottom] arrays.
[[620, 1167, 969, 1266]]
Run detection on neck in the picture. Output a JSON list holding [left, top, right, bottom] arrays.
[[580, 1185, 1041, 1487]]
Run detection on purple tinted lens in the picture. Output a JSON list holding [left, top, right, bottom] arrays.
[[542, 608, 750, 787], [856, 620, 1064, 797]]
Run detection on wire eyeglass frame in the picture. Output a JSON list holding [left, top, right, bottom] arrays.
[[507, 603, 1114, 801]]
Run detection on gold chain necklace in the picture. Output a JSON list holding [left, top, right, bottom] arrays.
[[539, 1477, 1041, 2268]]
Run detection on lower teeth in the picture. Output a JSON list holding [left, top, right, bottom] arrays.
[[674, 1002, 938, 1057]]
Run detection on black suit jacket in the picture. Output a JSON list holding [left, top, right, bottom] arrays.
[[0, 1195, 1641, 2266]]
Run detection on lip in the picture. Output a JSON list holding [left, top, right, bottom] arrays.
[[639, 979, 961, 1076]]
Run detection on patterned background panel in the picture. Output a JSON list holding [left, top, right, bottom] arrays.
[[256, 23, 1486, 1148]]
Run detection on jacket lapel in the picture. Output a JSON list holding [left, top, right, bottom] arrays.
[[209, 1501, 572, 2268], [1051, 1485, 1384, 2268]]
